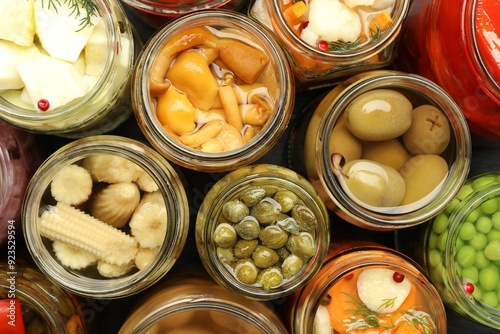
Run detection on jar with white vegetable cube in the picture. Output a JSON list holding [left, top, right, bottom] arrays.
[[248, 0, 410, 89], [21, 135, 190, 299], [0, 0, 139, 137]]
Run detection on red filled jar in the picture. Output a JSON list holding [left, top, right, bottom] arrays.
[[395, 0, 500, 146]]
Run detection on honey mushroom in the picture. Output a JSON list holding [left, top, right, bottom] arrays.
[[149, 26, 275, 153]]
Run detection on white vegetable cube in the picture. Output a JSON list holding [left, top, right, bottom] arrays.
[[16, 53, 89, 112], [0, 40, 40, 91], [343, 0, 375, 8], [0, 89, 34, 109], [84, 18, 109, 76], [34, 0, 98, 62], [0, 0, 36, 46], [305, 0, 362, 43]]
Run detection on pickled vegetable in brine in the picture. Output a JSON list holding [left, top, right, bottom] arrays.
[[313, 267, 437, 334]]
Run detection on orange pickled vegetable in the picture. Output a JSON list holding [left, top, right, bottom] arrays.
[[156, 88, 196, 135], [283, 1, 307, 35]]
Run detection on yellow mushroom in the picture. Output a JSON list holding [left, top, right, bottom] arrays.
[[156, 87, 197, 136]]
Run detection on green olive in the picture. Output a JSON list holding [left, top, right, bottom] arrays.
[[328, 121, 363, 164], [361, 139, 410, 171], [345, 89, 413, 141]]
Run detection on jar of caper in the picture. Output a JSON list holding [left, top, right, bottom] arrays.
[[290, 70, 472, 230], [196, 164, 330, 300]]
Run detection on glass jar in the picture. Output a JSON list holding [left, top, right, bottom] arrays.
[[0, 0, 140, 138], [396, 172, 500, 329], [395, 0, 500, 146], [121, 0, 248, 29], [132, 10, 295, 173], [118, 267, 288, 333], [290, 70, 472, 230], [196, 164, 330, 301], [285, 241, 448, 333], [0, 262, 90, 333], [21, 135, 190, 299], [0, 121, 45, 248], [248, 0, 410, 90]]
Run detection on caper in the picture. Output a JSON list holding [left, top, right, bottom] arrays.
[[240, 186, 266, 207], [213, 223, 237, 248], [276, 216, 300, 235], [217, 247, 236, 265], [257, 266, 284, 290], [234, 239, 259, 259], [250, 198, 281, 225], [234, 259, 259, 285], [274, 190, 299, 212], [259, 225, 288, 249], [234, 216, 260, 240], [276, 247, 291, 262], [262, 185, 281, 197], [222, 199, 249, 223], [281, 254, 304, 279], [252, 245, 279, 269], [286, 232, 315, 259], [291, 204, 318, 232]]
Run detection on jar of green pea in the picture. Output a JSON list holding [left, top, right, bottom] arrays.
[[397, 172, 500, 329]]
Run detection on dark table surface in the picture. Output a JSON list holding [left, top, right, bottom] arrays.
[[8, 3, 500, 333]]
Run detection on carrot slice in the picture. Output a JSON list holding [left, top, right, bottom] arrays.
[[283, 1, 307, 35]]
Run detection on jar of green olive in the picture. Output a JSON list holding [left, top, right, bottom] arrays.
[[284, 240, 447, 333], [0, 262, 92, 332], [118, 267, 289, 333], [289, 70, 472, 230], [396, 172, 500, 329], [196, 164, 330, 300], [21, 135, 190, 299], [132, 10, 295, 173]]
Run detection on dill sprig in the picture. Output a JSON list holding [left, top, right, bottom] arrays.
[[327, 25, 384, 52], [38, 0, 98, 31]]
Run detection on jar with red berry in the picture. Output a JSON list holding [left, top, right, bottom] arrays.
[[0, 0, 141, 138], [284, 240, 447, 333], [248, 0, 410, 89]]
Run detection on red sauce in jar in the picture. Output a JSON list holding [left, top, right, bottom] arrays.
[[396, 0, 500, 146]]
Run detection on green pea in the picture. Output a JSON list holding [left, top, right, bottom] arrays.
[[476, 216, 493, 234], [461, 266, 479, 283], [481, 198, 499, 215], [469, 232, 488, 250], [458, 221, 476, 241], [484, 240, 500, 261], [472, 285, 483, 300], [428, 249, 442, 268], [445, 198, 460, 215], [456, 184, 474, 200], [493, 212, 500, 230], [481, 291, 499, 308], [487, 229, 500, 242], [437, 230, 448, 252], [456, 245, 476, 268], [479, 265, 500, 291], [456, 237, 465, 250], [472, 175, 495, 190], [475, 251, 491, 270], [428, 231, 438, 250], [432, 214, 449, 234], [465, 209, 480, 224]]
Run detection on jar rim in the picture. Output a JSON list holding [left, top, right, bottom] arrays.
[[121, 0, 232, 16]]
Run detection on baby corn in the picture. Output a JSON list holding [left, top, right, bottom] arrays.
[[39, 203, 139, 266]]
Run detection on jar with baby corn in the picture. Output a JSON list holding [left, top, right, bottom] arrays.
[[132, 10, 295, 173], [118, 267, 289, 333], [248, 0, 410, 90], [396, 172, 500, 329], [0, 0, 140, 138], [21, 135, 190, 299], [285, 240, 448, 333], [289, 70, 472, 230], [196, 164, 330, 300]]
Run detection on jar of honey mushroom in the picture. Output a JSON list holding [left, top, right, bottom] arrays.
[[289, 70, 472, 230], [118, 267, 289, 334], [132, 10, 295, 173], [21, 135, 190, 299], [395, 0, 500, 146], [285, 241, 448, 333], [249, 0, 410, 90]]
